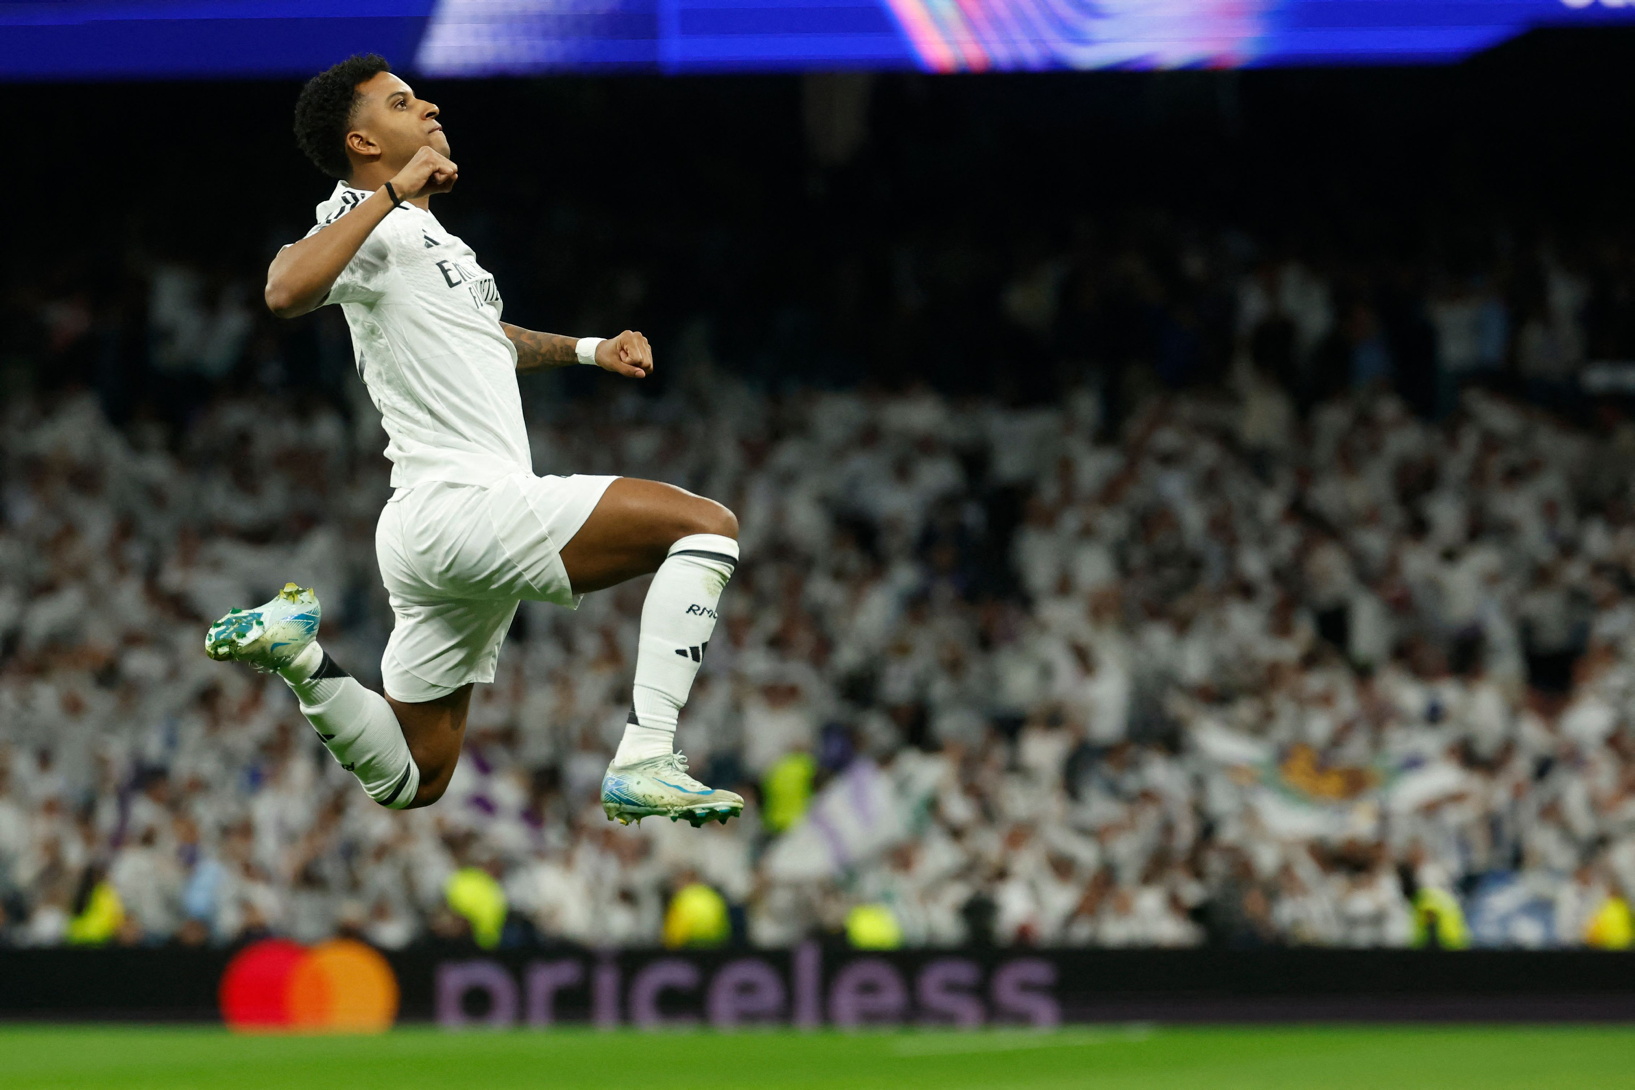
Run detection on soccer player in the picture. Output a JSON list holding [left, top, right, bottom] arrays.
[[204, 54, 742, 828]]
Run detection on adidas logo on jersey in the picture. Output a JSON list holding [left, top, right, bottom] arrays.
[[675, 641, 710, 662], [422, 232, 441, 248]]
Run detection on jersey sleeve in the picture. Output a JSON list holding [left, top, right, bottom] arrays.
[[290, 212, 400, 308]]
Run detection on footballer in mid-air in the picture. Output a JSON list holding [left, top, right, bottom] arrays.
[[204, 54, 741, 828]]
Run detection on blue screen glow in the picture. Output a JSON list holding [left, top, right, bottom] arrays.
[[0, 0, 1630, 79]]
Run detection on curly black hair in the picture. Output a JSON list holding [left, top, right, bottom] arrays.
[[293, 53, 392, 180]]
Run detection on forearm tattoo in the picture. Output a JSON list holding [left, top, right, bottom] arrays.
[[502, 324, 580, 372]]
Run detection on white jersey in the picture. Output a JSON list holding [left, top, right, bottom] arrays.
[[306, 182, 530, 489]]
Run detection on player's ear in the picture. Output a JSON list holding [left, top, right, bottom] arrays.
[[345, 129, 379, 164]]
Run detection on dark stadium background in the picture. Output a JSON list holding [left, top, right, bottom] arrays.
[[14, 29, 1635, 409]]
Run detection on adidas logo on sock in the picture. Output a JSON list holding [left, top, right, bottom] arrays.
[[674, 640, 710, 662]]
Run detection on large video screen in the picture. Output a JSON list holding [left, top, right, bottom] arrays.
[[2, 0, 1632, 79]]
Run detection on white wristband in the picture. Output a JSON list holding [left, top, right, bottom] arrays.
[[575, 337, 604, 367]]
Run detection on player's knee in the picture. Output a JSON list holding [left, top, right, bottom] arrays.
[[399, 753, 457, 809], [402, 774, 449, 809], [682, 498, 737, 541]]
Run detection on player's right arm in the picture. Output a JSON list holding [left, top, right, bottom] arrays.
[[264, 147, 459, 318]]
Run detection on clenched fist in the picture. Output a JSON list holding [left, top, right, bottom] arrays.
[[595, 330, 654, 378], [389, 146, 458, 201]]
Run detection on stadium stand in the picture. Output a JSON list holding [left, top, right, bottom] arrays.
[[6, 211, 1635, 951], [6, 63, 1635, 952]]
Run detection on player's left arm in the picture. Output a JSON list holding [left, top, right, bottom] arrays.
[[503, 325, 653, 378]]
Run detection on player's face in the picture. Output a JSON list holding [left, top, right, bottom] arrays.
[[351, 71, 450, 168]]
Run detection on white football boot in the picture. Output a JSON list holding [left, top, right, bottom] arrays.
[[204, 583, 321, 673], [602, 752, 744, 828]]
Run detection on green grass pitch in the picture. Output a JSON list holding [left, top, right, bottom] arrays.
[[4, 1025, 1635, 1090]]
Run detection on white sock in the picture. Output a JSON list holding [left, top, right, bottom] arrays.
[[279, 642, 420, 808], [614, 533, 739, 765]]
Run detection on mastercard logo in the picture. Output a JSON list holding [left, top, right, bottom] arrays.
[[220, 938, 399, 1033]]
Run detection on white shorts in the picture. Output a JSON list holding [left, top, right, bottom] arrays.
[[374, 472, 618, 703]]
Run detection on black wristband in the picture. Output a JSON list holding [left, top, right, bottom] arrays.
[[384, 181, 404, 208]]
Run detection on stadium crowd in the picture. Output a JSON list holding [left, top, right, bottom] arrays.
[[7, 203, 1635, 953]]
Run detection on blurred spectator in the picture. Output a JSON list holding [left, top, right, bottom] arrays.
[[662, 874, 731, 949]]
